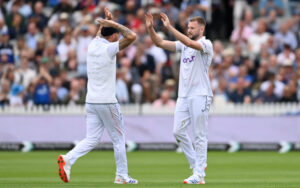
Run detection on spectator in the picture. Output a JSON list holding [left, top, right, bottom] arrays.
[[260, 72, 284, 98], [18, 0, 32, 18], [24, 83, 35, 107], [74, 24, 92, 76], [65, 49, 78, 79], [50, 21, 63, 44], [256, 82, 278, 103], [233, 44, 245, 66], [0, 0, 6, 19], [279, 85, 298, 103], [57, 31, 76, 64], [50, 85, 59, 105], [0, 78, 10, 106], [14, 50, 36, 89], [294, 48, 300, 68], [5, 1, 20, 28], [9, 83, 24, 106], [212, 40, 223, 65], [25, 22, 41, 50], [248, 18, 269, 58], [274, 22, 298, 51], [152, 90, 176, 108], [145, 36, 167, 75], [8, 12, 26, 39], [0, 30, 14, 64], [213, 77, 229, 102], [268, 54, 279, 73], [33, 66, 52, 105], [0, 17, 8, 34], [1, 64, 14, 84], [230, 18, 253, 47], [53, 76, 68, 104], [244, 9, 255, 29], [65, 78, 81, 105], [228, 77, 252, 104], [259, 0, 284, 17], [266, 10, 280, 34], [265, 35, 278, 55], [29, 1, 48, 31], [116, 70, 130, 104], [252, 66, 268, 97], [51, 0, 73, 16], [162, 0, 179, 24], [180, 0, 209, 19], [277, 44, 295, 66]]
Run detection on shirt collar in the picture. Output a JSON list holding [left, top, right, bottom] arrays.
[[98, 36, 110, 43]]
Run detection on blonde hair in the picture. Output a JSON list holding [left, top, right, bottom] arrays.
[[189, 16, 206, 26]]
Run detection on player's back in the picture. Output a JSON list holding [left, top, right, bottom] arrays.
[[86, 37, 118, 104]]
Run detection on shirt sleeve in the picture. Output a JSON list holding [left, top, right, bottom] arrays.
[[106, 41, 120, 60], [175, 41, 183, 52], [198, 39, 213, 55]]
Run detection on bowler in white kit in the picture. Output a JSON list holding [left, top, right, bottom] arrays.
[[57, 8, 138, 184], [146, 12, 213, 184]]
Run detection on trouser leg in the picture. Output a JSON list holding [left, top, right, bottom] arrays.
[[173, 98, 196, 169], [66, 104, 104, 165], [189, 96, 212, 177]]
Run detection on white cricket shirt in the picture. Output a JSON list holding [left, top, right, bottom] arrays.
[[86, 37, 119, 103], [175, 36, 213, 97]]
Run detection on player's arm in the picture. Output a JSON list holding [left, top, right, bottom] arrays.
[[160, 13, 204, 52], [145, 12, 176, 52], [97, 8, 113, 37], [97, 18, 137, 50]]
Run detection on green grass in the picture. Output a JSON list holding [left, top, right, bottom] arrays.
[[0, 151, 299, 188]]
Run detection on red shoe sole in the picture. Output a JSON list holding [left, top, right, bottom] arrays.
[[183, 180, 204, 184], [57, 155, 69, 183]]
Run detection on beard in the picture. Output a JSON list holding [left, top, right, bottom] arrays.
[[188, 33, 200, 40]]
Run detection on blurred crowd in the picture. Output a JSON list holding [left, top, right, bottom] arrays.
[[0, 0, 299, 108]]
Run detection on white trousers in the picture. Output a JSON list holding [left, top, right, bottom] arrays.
[[173, 96, 213, 177], [66, 103, 128, 176]]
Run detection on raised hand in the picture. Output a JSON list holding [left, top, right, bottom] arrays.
[[104, 7, 113, 20], [160, 13, 170, 28], [96, 18, 114, 27], [145, 12, 154, 28]]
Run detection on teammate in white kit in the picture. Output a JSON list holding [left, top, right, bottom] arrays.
[[57, 8, 138, 184], [146, 13, 213, 184]]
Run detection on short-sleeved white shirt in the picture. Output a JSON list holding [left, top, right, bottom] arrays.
[[175, 36, 213, 98], [86, 37, 119, 103]]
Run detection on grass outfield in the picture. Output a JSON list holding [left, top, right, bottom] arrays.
[[0, 151, 299, 188]]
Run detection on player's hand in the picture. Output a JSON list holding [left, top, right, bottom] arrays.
[[145, 12, 154, 28], [160, 13, 171, 28], [104, 7, 113, 20], [96, 18, 114, 27]]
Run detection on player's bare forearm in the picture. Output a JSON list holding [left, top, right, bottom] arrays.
[[96, 25, 102, 37], [166, 25, 203, 51], [97, 19, 137, 50], [113, 23, 137, 50], [147, 27, 176, 52], [114, 23, 136, 40], [97, 8, 113, 37], [148, 27, 163, 46]]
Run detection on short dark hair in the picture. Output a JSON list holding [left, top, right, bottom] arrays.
[[101, 27, 119, 37], [189, 16, 206, 26]]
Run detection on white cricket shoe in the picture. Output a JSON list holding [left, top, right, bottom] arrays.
[[57, 155, 71, 183], [183, 174, 205, 184], [114, 175, 138, 184]]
